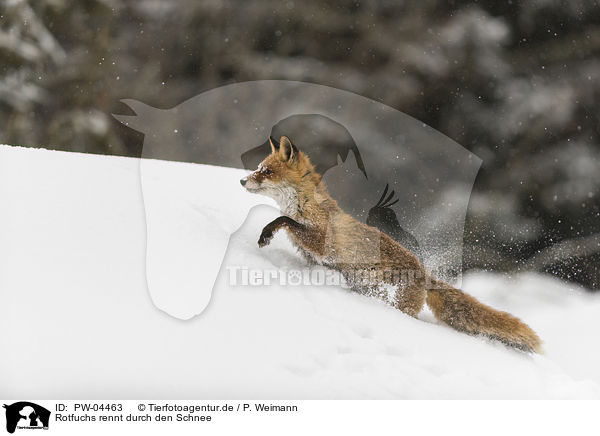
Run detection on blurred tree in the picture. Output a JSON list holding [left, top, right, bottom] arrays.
[[1, 0, 598, 288]]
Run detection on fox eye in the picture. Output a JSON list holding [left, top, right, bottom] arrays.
[[264, 168, 273, 175]]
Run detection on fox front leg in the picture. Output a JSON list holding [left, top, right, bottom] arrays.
[[258, 216, 326, 256], [258, 216, 293, 247]]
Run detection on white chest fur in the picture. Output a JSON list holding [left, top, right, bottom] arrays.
[[271, 184, 299, 218]]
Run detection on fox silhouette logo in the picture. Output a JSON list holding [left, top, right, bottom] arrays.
[[113, 80, 481, 319], [3, 402, 50, 433]]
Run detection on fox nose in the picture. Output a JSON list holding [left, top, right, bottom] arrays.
[[240, 178, 246, 187]]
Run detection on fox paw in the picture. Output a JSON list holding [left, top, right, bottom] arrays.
[[258, 228, 274, 247]]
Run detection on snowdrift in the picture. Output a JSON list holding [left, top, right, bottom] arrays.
[[1, 145, 599, 399]]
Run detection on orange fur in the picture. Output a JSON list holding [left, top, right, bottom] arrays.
[[241, 136, 542, 353]]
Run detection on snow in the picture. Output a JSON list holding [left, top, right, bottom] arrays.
[[1, 144, 599, 399], [140, 158, 271, 319]]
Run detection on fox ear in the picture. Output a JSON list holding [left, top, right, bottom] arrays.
[[279, 136, 297, 162], [269, 136, 279, 154]]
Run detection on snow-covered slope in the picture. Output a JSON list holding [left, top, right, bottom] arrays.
[[1, 145, 599, 399]]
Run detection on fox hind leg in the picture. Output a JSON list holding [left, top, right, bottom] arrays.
[[394, 282, 426, 318]]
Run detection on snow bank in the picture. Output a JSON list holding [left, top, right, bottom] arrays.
[[0, 145, 599, 399]]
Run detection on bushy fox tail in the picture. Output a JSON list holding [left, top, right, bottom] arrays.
[[425, 280, 543, 353]]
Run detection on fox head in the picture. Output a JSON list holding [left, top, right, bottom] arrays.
[[240, 135, 322, 210]]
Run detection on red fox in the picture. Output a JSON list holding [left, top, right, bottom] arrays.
[[241, 135, 542, 353]]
